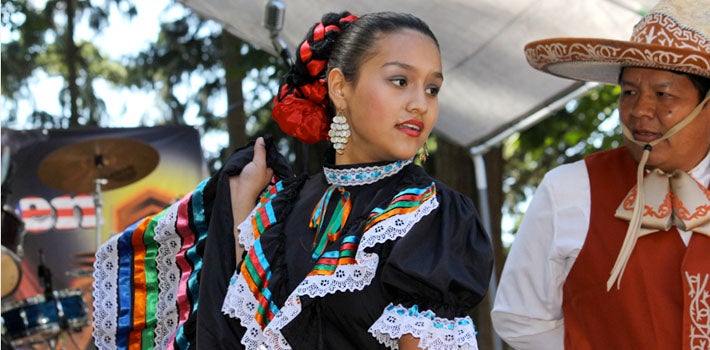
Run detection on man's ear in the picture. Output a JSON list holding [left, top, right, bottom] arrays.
[[327, 68, 347, 110]]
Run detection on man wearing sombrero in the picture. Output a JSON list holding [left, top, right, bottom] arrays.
[[491, 0, 710, 348]]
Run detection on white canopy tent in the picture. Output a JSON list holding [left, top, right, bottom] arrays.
[[177, 0, 656, 151], [175, 0, 656, 346]]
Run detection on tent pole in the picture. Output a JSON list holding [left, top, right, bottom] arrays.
[[472, 152, 503, 350], [469, 82, 597, 156]]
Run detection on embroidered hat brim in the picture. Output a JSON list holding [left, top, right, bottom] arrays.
[[525, 37, 710, 85], [523, 0, 710, 85]]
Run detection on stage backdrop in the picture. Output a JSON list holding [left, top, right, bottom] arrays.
[[1, 126, 208, 348]]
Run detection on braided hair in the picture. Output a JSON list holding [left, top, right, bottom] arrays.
[[272, 11, 439, 144]]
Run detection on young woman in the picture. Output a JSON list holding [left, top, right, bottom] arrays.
[[92, 11, 493, 350]]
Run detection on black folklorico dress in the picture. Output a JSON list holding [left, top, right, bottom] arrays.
[[92, 140, 493, 350]]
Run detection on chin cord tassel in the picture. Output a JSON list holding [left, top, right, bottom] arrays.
[[607, 92, 710, 290]]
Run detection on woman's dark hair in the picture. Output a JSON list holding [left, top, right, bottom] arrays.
[[328, 12, 439, 84], [271, 11, 439, 144]]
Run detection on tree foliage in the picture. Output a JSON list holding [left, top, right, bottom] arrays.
[[124, 8, 285, 172], [502, 85, 624, 234], [1, 0, 136, 128]]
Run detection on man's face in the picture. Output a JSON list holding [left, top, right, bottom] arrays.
[[619, 67, 710, 172]]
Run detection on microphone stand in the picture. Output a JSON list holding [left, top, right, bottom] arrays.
[[271, 35, 293, 68], [265, 0, 293, 68]]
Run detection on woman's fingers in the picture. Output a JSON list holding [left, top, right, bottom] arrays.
[[253, 137, 267, 166]]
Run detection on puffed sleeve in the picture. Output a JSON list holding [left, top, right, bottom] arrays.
[[369, 181, 493, 350], [196, 136, 294, 349]]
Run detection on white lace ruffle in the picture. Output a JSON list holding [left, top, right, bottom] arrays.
[[222, 274, 292, 349], [237, 205, 259, 252], [369, 303, 479, 350], [92, 232, 120, 350], [222, 191, 439, 349], [152, 203, 182, 349]]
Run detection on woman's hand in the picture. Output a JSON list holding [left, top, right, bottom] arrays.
[[230, 137, 275, 265], [398, 334, 422, 349], [233, 137, 275, 199]]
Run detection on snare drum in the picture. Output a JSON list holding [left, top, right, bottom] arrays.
[[1, 294, 61, 344], [55, 289, 89, 331], [0, 289, 89, 345]]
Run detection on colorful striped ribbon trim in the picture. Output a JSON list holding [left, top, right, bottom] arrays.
[[115, 212, 162, 350], [172, 178, 209, 350], [308, 234, 359, 276], [365, 184, 436, 231], [250, 181, 283, 239], [240, 239, 280, 328]]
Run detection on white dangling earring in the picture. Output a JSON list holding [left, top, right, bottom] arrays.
[[328, 111, 351, 154]]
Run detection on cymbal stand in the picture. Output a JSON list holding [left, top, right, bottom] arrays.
[[93, 177, 108, 252], [41, 329, 81, 350]]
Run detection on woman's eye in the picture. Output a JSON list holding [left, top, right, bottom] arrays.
[[426, 86, 440, 96], [391, 78, 407, 87]]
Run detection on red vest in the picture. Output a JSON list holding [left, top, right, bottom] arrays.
[[562, 147, 710, 349]]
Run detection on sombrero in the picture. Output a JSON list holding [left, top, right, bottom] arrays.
[[524, 0, 710, 85]]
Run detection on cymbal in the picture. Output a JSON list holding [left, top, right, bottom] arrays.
[[38, 137, 160, 193]]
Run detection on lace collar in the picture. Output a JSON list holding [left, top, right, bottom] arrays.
[[323, 158, 413, 186]]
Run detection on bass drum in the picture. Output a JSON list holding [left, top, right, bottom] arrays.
[[1, 206, 25, 298], [1, 246, 22, 298]]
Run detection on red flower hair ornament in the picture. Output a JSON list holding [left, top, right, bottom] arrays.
[[271, 12, 358, 144], [272, 79, 329, 144]]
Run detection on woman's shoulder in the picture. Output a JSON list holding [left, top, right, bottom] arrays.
[[393, 164, 476, 212]]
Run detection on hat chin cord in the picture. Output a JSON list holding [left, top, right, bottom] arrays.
[[608, 91, 710, 291]]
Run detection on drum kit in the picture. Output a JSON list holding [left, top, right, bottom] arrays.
[[1, 137, 159, 349]]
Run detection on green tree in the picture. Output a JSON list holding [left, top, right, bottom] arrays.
[[1, 0, 136, 128], [502, 85, 624, 243]]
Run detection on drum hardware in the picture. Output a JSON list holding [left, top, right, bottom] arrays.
[[64, 268, 94, 279], [67, 252, 96, 279], [71, 252, 95, 259], [37, 137, 159, 251], [37, 250, 53, 301]]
